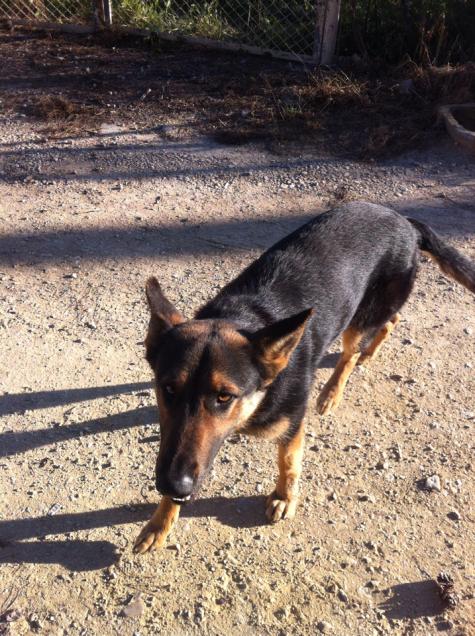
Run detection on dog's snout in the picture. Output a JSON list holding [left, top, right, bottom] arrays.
[[156, 470, 195, 500], [171, 473, 194, 497]]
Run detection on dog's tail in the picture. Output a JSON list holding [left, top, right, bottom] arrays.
[[408, 218, 475, 293]]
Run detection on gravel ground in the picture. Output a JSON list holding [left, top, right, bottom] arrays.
[[1, 37, 475, 636]]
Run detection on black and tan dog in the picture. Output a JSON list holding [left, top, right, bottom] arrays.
[[134, 201, 475, 553]]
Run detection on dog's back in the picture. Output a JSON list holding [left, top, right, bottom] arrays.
[[200, 202, 419, 348]]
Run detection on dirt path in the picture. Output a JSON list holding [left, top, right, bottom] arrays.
[[1, 34, 475, 636]]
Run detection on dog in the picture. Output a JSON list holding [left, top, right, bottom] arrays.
[[134, 201, 474, 553]]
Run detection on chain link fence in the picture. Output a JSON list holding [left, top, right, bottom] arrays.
[[0, 0, 88, 24], [1, 0, 338, 63]]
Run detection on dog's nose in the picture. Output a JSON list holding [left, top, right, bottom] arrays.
[[156, 472, 194, 499]]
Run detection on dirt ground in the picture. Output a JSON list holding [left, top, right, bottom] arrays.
[[0, 29, 474, 636]]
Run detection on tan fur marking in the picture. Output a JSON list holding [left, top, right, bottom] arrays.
[[266, 423, 304, 523], [244, 415, 291, 440], [134, 497, 180, 554], [358, 313, 400, 366], [210, 370, 240, 396], [317, 326, 363, 416]]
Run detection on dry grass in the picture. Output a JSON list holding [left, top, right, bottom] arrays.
[[28, 96, 83, 120], [3, 29, 475, 158], [264, 62, 475, 157]]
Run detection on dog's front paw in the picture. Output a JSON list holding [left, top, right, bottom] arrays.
[[316, 385, 341, 415], [265, 490, 298, 523], [133, 522, 169, 554]]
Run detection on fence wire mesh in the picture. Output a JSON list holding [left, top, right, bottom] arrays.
[[1, 0, 328, 61], [0, 0, 90, 24], [114, 1, 319, 57]]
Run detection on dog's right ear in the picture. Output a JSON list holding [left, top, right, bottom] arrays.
[[144, 277, 185, 366]]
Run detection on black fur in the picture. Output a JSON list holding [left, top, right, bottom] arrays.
[[408, 217, 475, 293], [196, 201, 474, 438]]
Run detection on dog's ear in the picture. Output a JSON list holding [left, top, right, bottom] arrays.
[[251, 308, 313, 384], [144, 277, 185, 366]]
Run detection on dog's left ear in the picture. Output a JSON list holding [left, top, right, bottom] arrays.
[[145, 277, 185, 366], [251, 308, 313, 384]]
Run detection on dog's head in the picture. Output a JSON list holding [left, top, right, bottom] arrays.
[[144, 276, 312, 503]]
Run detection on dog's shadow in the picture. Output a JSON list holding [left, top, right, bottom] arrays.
[[380, 580, 447, 621], [182, 494, 267, 528], [0, 495, 266, 571]]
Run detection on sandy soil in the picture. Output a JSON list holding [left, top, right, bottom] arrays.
[[0, 30, 474, 636]]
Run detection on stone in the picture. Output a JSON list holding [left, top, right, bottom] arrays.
[[121, 594, 145, 618], [316, 620, 332, 633], [337, 589, 349, 603], [424, 475, 441, 492]]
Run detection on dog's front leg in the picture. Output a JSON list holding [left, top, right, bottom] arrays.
[[133, 497, 180, 554], [266, 423, 304, 523]]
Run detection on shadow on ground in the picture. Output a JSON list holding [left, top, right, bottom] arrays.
[[0, 406, 156, 458], [1, 350, 340, 458], [2, 202, 475, 268], [380, 580, 455, 632], [0, 495, 266, 571], [0, 381, 151, 417]]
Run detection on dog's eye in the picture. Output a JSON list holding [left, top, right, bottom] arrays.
[[216, 392, 234, 405]]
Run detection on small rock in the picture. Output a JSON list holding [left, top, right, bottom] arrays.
[[194, 604, 205, 624], [47, 503, 62, 516], [464, 327, 472, 335], [358, 493, 375, 503], [447, 510, 461, 521], [64, 273, 77, 279], [28, 614, 42, 630], [168, 543, 181, 553], [337, 589, 349, 603], [121, 594, 144, 618], [1, 609, 21, 623], [316, 620, 332, 633], [424, 474, 441, 492]]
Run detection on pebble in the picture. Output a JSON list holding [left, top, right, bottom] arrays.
[[121, 594, 145, 618], [316, 620, 332, 633], [337, 589, 349, 603], [47, 503, 62, 516], [447, 510, 461, 521], [194, 604, 205, 623], [169, 543, 181, 553], [358, 493, 375, 503], [424, 474, 441, 492]]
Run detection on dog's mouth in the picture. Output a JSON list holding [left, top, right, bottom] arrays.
[[171, 495, 192, 504]]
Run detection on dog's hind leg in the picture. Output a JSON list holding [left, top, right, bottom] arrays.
[[266, 422, 304, 523], [317, 327, 363, 416], [133, 497, 180, 554], [358, 313, 401, 366]]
